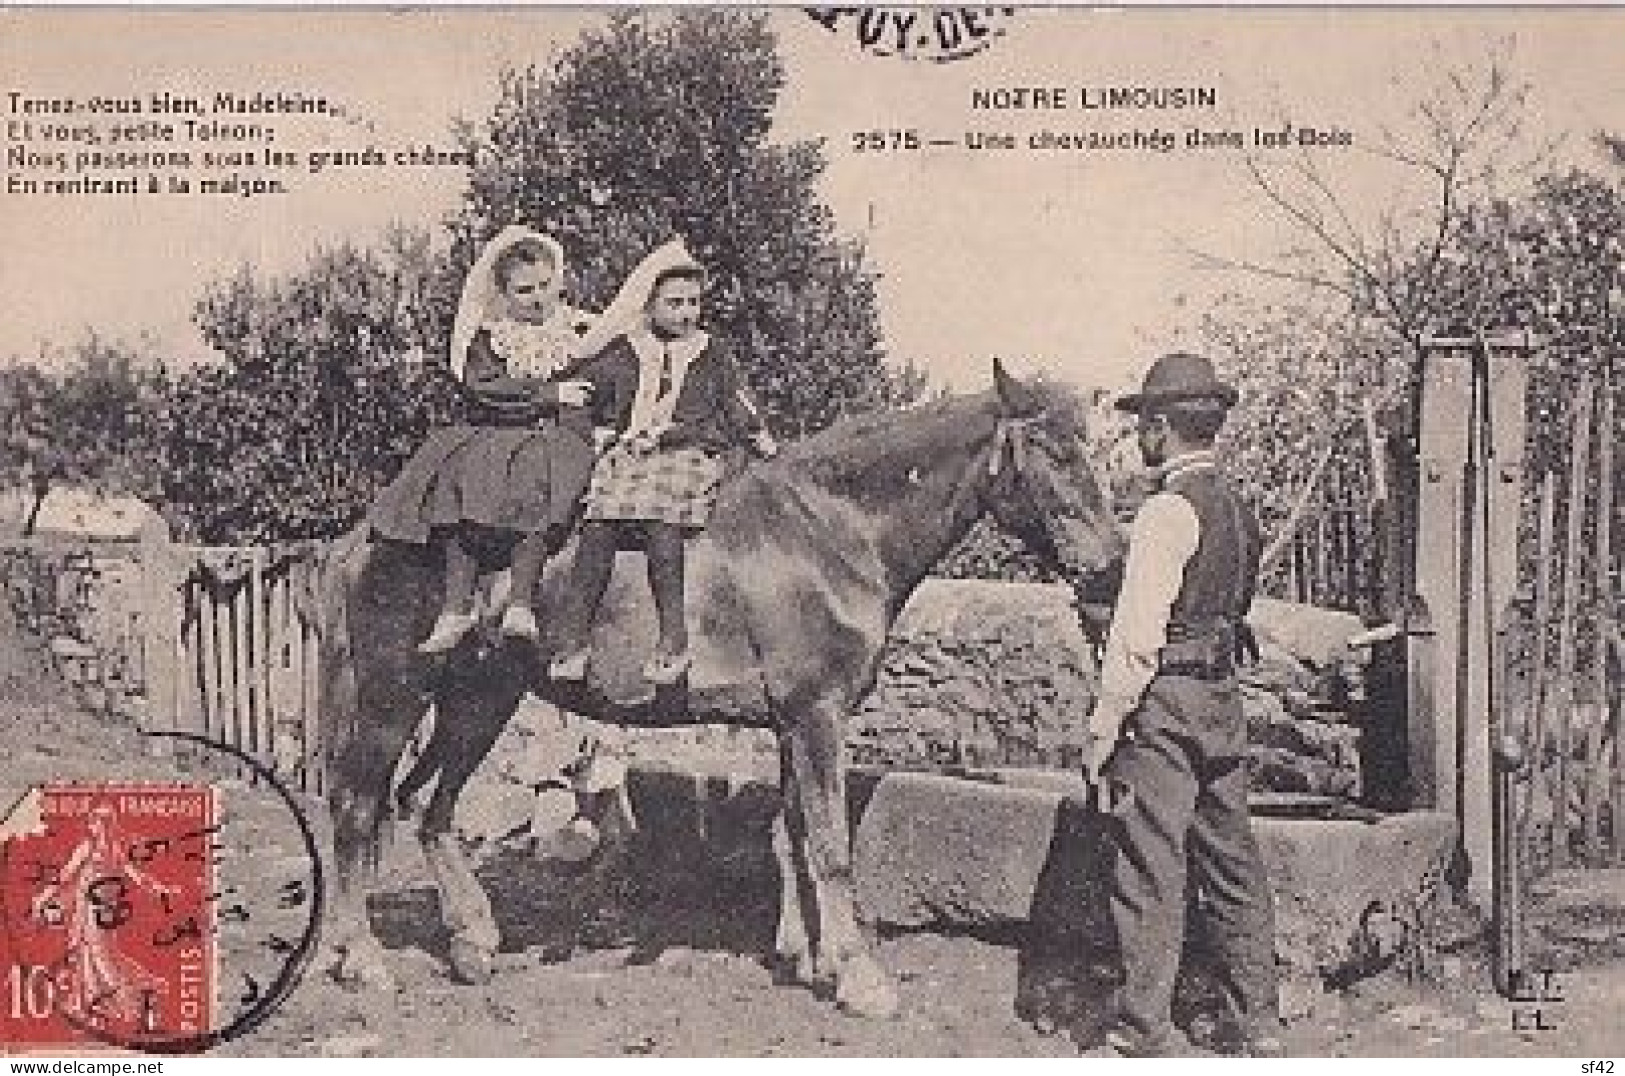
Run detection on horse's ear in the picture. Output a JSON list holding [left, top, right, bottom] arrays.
[[993, 357, 1041, 416]]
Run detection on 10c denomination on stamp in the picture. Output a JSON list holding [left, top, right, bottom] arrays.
[[2, 783, 217, 1053]]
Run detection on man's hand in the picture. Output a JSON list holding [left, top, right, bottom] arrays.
[[1082, 695, 1134, 784], [750, 430, 779, 459], [623, 424, 668, 455], [554, 379, 594, 408]]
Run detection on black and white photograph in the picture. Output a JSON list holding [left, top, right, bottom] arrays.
[[2, 5, 1623, 1059]]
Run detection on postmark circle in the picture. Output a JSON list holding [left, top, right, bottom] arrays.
[[1, 731, 324, 1054], [806, 6, 1018, 64]]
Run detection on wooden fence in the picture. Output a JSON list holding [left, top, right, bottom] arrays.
[[1509, 368, 1623, 872], [1256, 439, 1382, 617], [1239, 338, 1622, 878], [1, 538, 328, 795]]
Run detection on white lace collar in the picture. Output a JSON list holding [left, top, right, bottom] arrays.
[[485, 306, 590, 380]]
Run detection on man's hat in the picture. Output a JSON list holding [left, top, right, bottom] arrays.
[[1113, 352, 1238, 414]]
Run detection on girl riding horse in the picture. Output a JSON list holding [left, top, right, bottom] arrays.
[[549, 239, 778, 684], [367, 226, 598, 653]]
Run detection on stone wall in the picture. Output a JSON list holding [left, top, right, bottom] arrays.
[[461, 582, 1374, 850], [857, 582, 1368, 797], [853, 580, 1100, 768], [565, 765, 1456, 1008]]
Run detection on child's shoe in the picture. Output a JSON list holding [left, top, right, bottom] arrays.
[[642, 649, 692, 685], [500, 603, 540, 640], [418, 612, 476, 654], [548, 650, 590, 681]]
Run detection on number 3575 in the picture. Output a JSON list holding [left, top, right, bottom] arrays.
[[852, 130, 920, 152]]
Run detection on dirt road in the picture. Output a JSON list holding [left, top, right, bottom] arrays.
[[6, 691, 1623, 1059]]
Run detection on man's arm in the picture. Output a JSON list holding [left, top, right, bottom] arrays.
[[1087, 492, 1200, 747]]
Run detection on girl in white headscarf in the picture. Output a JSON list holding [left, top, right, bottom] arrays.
[[368, 225, 599, 653], [548, 239, 777, 684]]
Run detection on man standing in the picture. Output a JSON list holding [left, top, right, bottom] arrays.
[[1084, 352, 1283, 1057]]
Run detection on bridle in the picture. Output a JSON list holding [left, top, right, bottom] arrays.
[[988, 415, 1038, 479], [985, 414, 1084, 577]]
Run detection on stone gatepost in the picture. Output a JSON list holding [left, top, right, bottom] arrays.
[[1410, 332, 1531, 910]]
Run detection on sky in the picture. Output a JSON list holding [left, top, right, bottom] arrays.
[[2, 7, 1622, 395]]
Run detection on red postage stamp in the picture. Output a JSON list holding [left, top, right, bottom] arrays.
[[1, 783, 217, 1054]]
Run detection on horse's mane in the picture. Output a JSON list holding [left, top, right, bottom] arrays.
[[778, 394, 982, 471], [775, 379, 1090, 493]]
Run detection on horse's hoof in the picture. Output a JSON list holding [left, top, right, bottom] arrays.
[[332, 947, 399, 993], [768, 950, 816, 989], [835, 954, 900, 1020], [448, 935, 496, 985]]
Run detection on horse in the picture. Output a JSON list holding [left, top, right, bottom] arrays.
[[314, 359, 1124, 1019]]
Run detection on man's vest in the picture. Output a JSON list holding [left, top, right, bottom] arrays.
[[1159, 464, 1262, 672]]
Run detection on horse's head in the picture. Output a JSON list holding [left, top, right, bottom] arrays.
[[983, 359, 1127, 582]]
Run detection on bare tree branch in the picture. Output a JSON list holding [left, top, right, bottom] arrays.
[[1183, 243, 1364, 305], [1212, 45, 1539, 359]]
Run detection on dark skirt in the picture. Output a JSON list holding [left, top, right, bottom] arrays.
[[368, 424, 595, 545]]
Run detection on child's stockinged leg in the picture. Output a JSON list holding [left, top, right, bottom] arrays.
[[643, 522, 690, 684], [501, 532, 549, 640], [419, 531, 479, 654], [547, 520, 617, 680]]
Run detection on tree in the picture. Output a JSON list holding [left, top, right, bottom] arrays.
[[1195, 161, 1624, 613], [0, 335, 164, 536], [1196, 46, 1548, 357], [163, 227, 464, 542], [1194, 297, 1397, 611], [1175, 50, 1614, 613], [0, 364, 56, 527], [455, 10, 918, 437]]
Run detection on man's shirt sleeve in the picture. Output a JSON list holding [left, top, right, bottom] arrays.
[[1089, 491, 1201, 742]]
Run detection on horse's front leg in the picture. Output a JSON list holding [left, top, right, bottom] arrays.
[[784, 707, 900, 1019], [419, 674, 522, 984], [326, 695, 426, 992], [770, 738, 815, 986], [327, 775, 398, 992]]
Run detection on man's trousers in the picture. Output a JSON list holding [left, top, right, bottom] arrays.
[[1102, 672, 1280, 1041]]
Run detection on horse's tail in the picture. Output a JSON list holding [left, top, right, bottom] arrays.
[[307, 527, 369, 795]]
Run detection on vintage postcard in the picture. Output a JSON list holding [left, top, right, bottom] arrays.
[[2, 4, 1622, 1060]]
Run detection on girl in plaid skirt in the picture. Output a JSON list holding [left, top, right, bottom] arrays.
[[549, 240, 777, 684]]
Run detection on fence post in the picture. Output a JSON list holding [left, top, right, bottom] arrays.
[[176, 554, 204, 752], [247, 547, 267, 771], [210, 556, 230, 758], [268, 569, 293, 775], [1587, 372, 1614, 865], [300, 556, 324, 797], [285, 566, 309, 788], [1553, 375, 1595, 870], [1413, 334, 1530, 910], [136, 536, 186, 753], [1520, 472, 1560, 871]]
